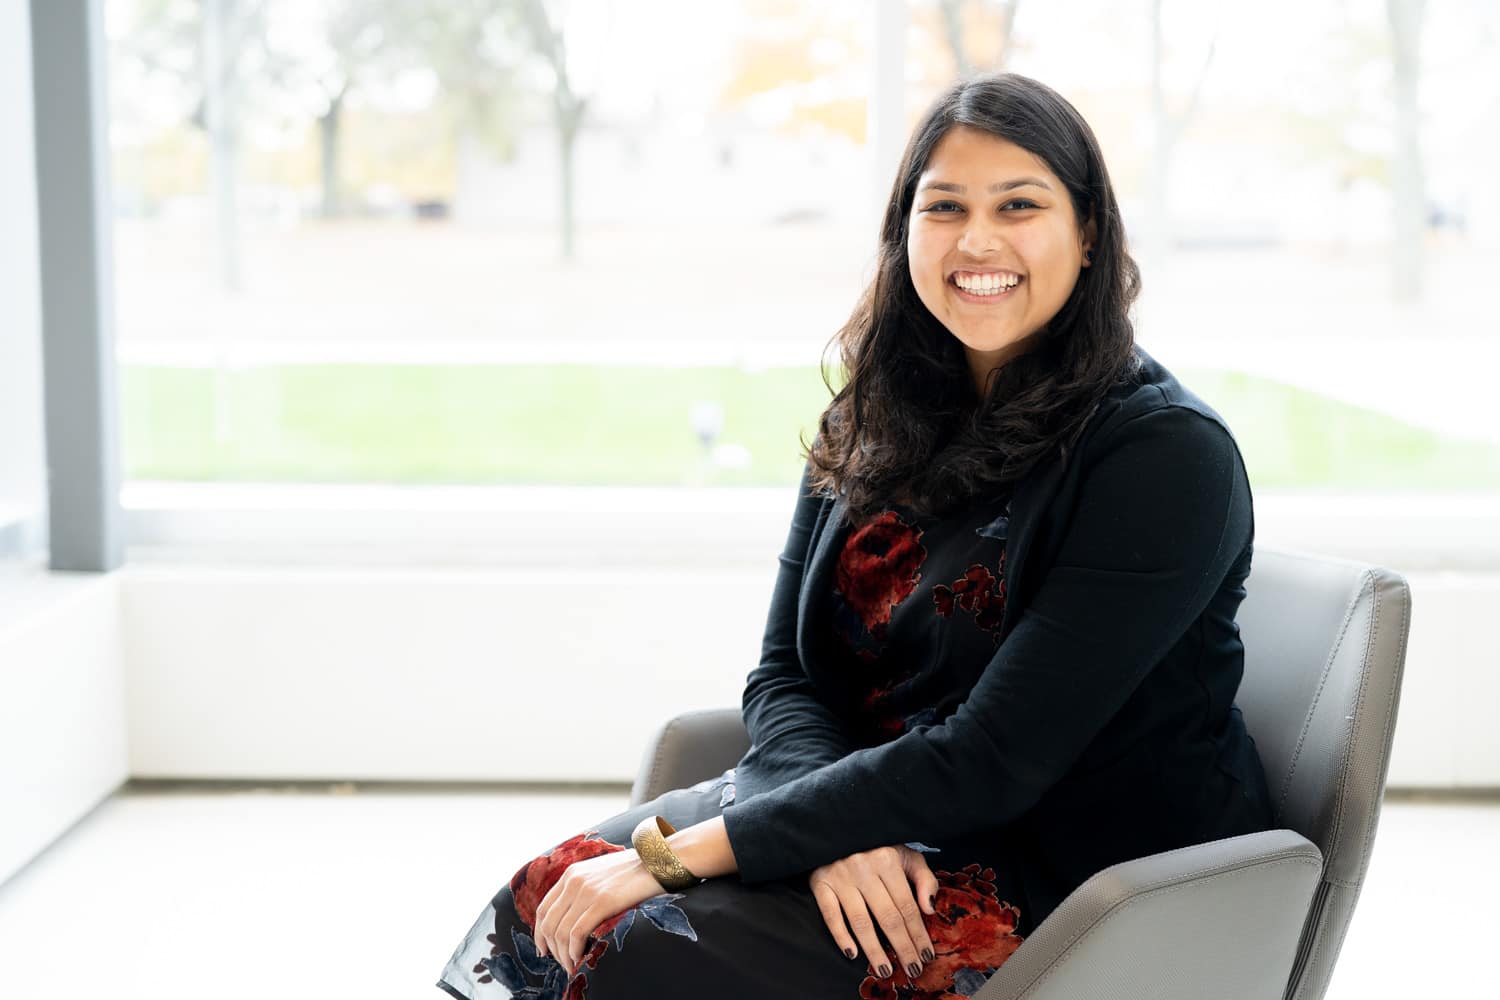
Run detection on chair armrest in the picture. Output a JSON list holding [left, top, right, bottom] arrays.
[[629, 707, 750, 806], [975, 828, 1324, 1000]]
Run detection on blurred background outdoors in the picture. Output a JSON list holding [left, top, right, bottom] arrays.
[[104, 0, 1500, 491]]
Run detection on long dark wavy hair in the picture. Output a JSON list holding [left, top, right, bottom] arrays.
[[803, 72, 1143, 526]]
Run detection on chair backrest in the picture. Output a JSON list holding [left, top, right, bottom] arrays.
[[1232, 547, 1412, 1000]]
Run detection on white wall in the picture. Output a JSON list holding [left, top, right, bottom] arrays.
[[0, 570, 128, 886], [0, 538, 1489, 889], [112, 561, 1500, 789], [118, 564, 764, 781]]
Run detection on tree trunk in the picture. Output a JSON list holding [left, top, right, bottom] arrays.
[[939, 0, 972, 77], [202, 0, 241, 448], [559, 114, 576, 260], [1387, 0, 1426, 302], [203, 0, 241, 293], [1144, 0, 1170, 279], [319, 87, 344, 219], [996, 0, 1019, 68]]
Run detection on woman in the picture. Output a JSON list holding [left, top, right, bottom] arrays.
[[436, 71, 1275, 1000]]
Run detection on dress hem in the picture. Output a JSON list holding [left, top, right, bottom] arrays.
[[435, 978, 473, 1000]]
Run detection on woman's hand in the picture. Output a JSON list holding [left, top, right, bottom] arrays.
[[533, 848, 665, 977], [809, 844, 939, 981]]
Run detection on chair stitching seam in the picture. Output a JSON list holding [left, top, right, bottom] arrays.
[[1275, 576, 1367, 819], [1352, 578, 1410, 889], [1296, 570, 1377, 1000], [645, 715, 686, 802], [1293, 882, 1357, 1000], [1320, 572, 1376, 876], [1014, 857, 1323, 999]]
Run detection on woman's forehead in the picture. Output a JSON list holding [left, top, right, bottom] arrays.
[[919, 128, 1055, 184]]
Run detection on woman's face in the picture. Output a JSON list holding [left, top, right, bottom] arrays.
[[906, 126, 1095, 395]]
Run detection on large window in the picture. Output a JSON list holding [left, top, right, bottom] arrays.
[[107, 0, 1500, 494], [2, 0, 48, 567]]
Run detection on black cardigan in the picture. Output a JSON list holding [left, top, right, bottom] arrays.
[[720, 345, 1275, 917]]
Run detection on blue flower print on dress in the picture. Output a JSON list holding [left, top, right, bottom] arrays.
[[497, 831, 701, 999], [975, 513, 1009, 542], [687, 767, 736, 808], [478, 896, 696, 1000]]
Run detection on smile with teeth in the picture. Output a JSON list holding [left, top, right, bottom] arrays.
[[951, 271, 1023, 297]]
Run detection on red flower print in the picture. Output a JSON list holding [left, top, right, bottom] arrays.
[[509, 830, 628, 928], [580, 933, 611, 971], [932, 551, 1007, 647], [835, 511, 927, 642], [855, 862, 1024, 1000], [955, 566, 997, 613], [482, 836, 702, 998], [856, 680, 911, 744]]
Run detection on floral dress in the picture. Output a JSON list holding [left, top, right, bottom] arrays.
[[436, 490, 1034, 1000]]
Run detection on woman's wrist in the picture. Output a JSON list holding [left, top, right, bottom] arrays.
[[664, 815, 739, 880], [633, 816, 703, 891]]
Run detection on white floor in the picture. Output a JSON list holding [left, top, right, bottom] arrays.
[[0, 785, 1493, 999]]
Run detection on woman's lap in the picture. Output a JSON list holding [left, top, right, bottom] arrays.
[[435, 769, 1032, 1000]]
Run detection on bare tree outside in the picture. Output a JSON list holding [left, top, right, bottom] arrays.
[[1387, 0, 1426, 302], [518, 0, 599, 261], [936, 0, 1020, 76], [1142, 0, 1217, 284], [301, 0, 390, 218], [200, 0, 271, 293]]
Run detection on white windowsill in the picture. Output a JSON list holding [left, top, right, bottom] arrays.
[[119, 481, 1500, 572]]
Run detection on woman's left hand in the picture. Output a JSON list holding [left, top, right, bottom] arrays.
[[533, 847, 666, 977]]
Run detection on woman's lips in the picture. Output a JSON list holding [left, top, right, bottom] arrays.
[[949, 275, 1022, 304]]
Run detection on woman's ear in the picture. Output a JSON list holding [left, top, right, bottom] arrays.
[[1080, 214, 1099, 267]]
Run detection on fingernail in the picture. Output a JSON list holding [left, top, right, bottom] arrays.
[[907, 961, 921, 978], [922, 947, 935, 962], [878, 963, 891, 978], [844, 947, 856, 959]]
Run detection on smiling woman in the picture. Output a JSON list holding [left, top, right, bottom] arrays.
[[435, 70, 1274, 1000], [802, 72, 1140, 528]]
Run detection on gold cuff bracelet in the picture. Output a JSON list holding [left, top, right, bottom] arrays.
[[631, 815, 704, 893]]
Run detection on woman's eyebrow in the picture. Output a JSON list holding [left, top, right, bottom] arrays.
[[918, 177, 1053, 194]]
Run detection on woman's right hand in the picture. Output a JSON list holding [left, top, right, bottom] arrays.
[[808, 844, 939, 982]]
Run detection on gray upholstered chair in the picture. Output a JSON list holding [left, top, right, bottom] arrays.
[[630, 547, 1412, 1000]]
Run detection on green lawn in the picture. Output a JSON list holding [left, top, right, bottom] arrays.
[[120, 364, 1500, 491]]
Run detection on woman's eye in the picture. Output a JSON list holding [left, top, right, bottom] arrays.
[[922, 198, 1038, 214]]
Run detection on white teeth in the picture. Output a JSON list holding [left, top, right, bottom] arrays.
[[954, 273, 1019, 294]]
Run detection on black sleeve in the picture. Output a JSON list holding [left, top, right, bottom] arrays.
[[722, 406, 1252, 884], [734, 457, 857, 798]]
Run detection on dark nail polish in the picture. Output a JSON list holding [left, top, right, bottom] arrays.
[[844, 947, 856, 959], [929, 894, 937, 909], [922, 947, 935, 962], [878, 963, 891, 978], [907, 961, 921, 978]]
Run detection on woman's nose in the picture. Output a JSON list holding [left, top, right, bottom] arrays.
[[957, 222, 1002, 256]]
